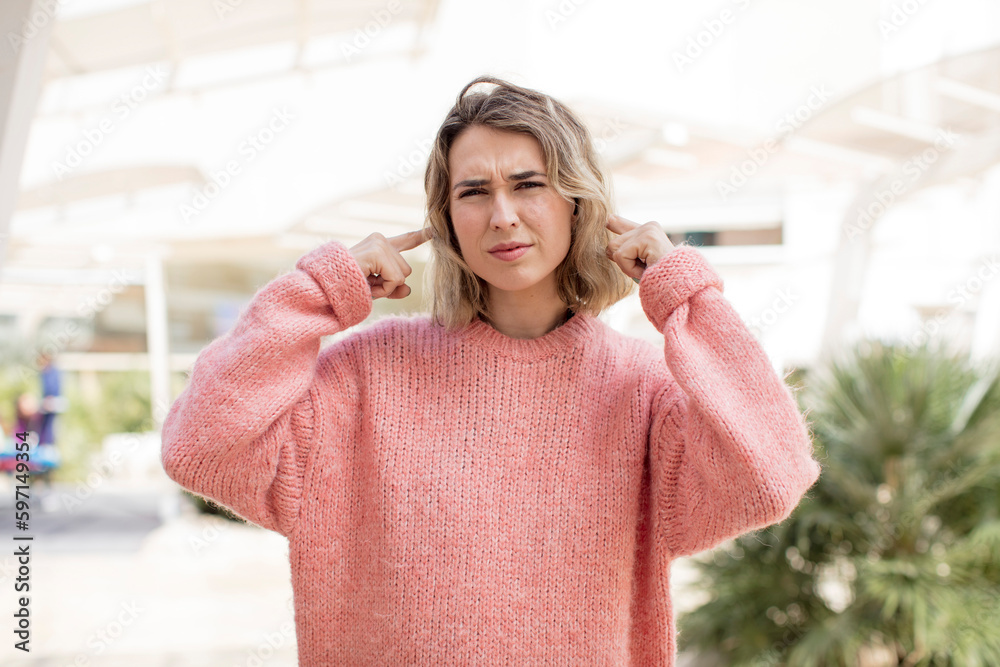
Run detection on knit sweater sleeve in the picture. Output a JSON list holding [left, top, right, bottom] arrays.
[[638, 245, 820, 558], [160, 240, 372, 536]]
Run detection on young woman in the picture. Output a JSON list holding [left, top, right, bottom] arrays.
[[161, 76, 820, 665]]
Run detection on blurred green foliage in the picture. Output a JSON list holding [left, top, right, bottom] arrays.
[[678, 341, 1000, 666], [56, 370, 154, 483]]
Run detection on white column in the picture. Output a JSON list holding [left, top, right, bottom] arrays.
[[144, 250, 171, 429], [0, 0, 54, 273], [971, 268, 1000, 363]]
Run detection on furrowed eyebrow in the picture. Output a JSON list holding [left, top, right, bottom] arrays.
[[509, 170, 546, 182], [452, 170, 547, 191]]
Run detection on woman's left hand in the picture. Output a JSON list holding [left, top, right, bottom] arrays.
[[605, 215, 675, 281]]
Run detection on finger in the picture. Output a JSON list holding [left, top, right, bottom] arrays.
[[372, 260, 406, 299], [371, 277, 405, 300], [376, 233, 412, 277], [389, 246, 412, 280], [608, 237, 647, 281], [370, 235, 412, 287], [606, 214, 640, 236], [388, 227, 433, 252], [385, 283, 412, 300], [367, 274, 390, 300]]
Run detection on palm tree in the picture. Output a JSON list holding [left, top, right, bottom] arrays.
[[677, 340, 1000, 666]]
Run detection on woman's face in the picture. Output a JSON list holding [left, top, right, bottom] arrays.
[[448, 125, 575, 299]]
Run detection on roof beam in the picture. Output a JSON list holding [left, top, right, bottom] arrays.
[[935, 77, 1000, 113], [850, 106, 948, 144], [0, 0, 55, 276], [783, 136, 897, 172]]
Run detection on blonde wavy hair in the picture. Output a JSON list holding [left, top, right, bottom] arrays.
[[423, 75, 634, 330]]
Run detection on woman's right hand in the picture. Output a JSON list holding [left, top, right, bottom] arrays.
[[349, 228, 433, 300]]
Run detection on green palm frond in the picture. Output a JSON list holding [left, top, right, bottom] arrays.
[[678, 341, 1000, 666]]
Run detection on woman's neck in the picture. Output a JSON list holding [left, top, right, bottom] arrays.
[[484, 280, 571, 340]]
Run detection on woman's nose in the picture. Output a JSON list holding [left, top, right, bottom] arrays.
[[490, 192, 519, 229]]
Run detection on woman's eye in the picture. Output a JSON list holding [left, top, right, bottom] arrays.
[[457, 182, 542, 198]]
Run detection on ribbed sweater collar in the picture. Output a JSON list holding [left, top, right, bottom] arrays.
[[455, 310, 601, 362]]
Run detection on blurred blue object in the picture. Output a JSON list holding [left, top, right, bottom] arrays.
[[0, 437, 61, 474]]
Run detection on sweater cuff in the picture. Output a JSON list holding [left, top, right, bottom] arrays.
[[295, 241, 373, 329], [638, 245, 724, 331]]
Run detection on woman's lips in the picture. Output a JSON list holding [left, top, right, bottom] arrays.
[[488, 245, 531, 261]]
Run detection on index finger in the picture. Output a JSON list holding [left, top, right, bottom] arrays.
[[606, 214, 640, 236], [389, 226, 434, 252]]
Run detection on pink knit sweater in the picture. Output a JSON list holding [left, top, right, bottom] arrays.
[[161, 240, 820, 665]]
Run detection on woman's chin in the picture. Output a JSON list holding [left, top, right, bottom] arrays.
[[482, 275, 549, 296]]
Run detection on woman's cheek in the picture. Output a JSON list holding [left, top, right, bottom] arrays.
[[451, 217, 488, 275], [450, 212, 477, 254]]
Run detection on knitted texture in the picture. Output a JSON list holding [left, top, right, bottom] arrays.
[[161, 241, 821, 666]]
